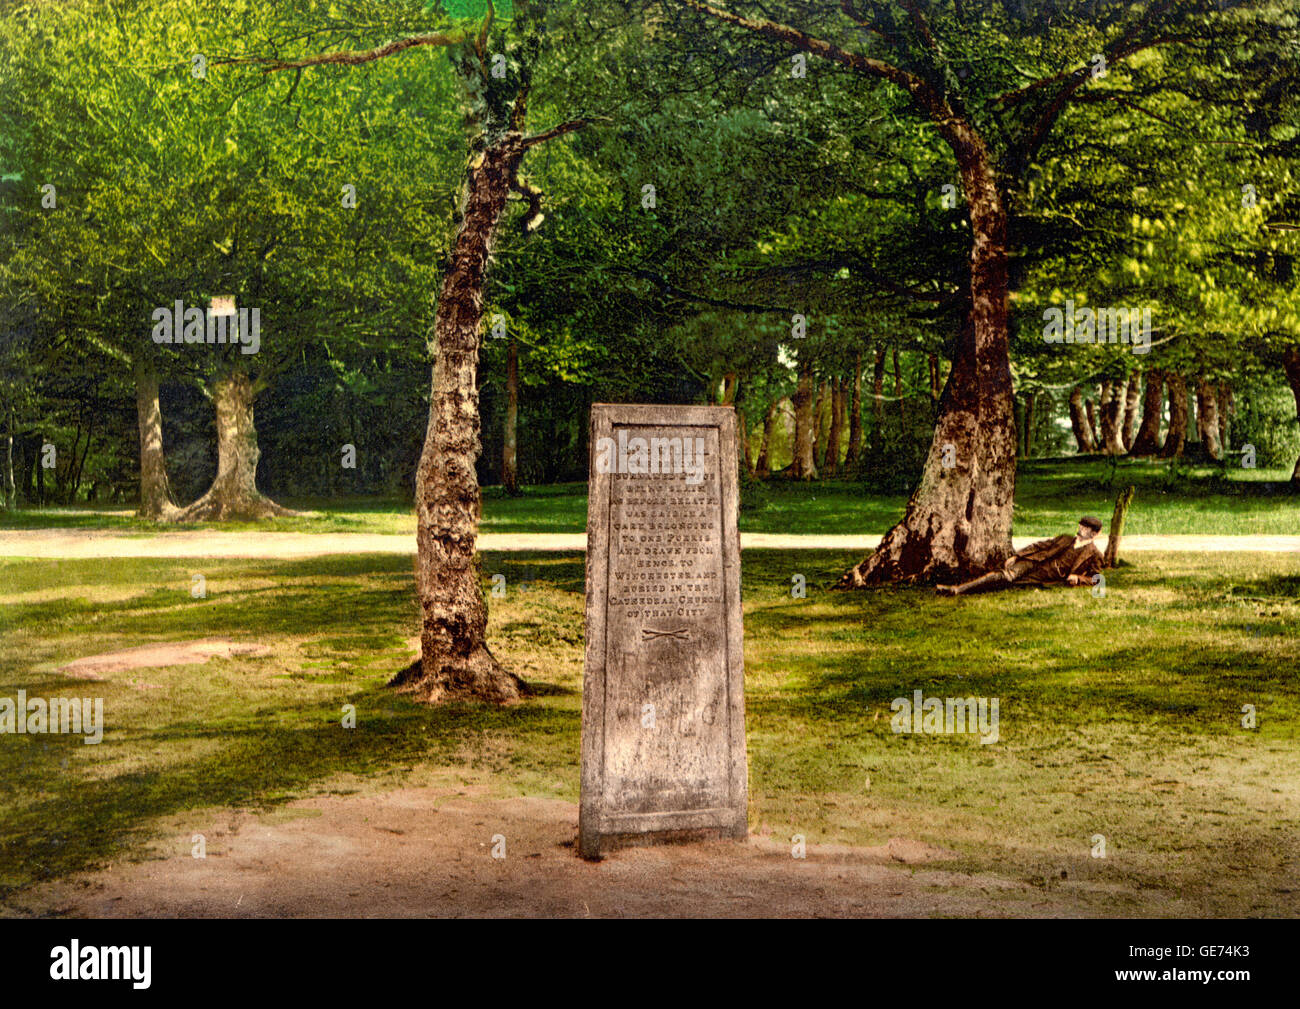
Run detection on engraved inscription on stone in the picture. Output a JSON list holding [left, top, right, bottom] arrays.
[[580, 405, 747, 858]]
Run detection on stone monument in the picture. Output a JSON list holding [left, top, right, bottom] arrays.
[[579, 404, 747, 858]]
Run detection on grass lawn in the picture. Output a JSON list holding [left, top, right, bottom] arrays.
[[1, 549, 1296, 915], [2, 458, 1297, 538]]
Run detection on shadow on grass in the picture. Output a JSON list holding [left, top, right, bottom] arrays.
[[0, 686, 578, 906]]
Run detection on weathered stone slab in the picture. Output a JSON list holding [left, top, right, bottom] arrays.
[[579, 404, 747, 858]]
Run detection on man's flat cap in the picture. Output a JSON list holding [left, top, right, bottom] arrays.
[[1080, 515, 1103, 532]]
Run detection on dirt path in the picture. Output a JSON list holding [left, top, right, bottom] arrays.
[[1, 530, 1297, 558], [3, 784, 1130, 918]]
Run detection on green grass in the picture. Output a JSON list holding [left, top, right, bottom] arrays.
[[4, 458, 1297, 537], [1, 549, 1297, 915]]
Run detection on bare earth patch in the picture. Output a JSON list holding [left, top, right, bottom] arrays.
[[58, 639, 273, 678], [9, 785, 1125, 918]]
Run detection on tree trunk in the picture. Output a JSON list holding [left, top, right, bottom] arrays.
[[1129, 369, 1164, 456], [1068, 386, 1096, 454], [1122, 371, 1141, 450], [1103, 485, 1135, 569], [756, 399, 777, 478], [928, 353, 941, 405], [870, 345, 886, 454], [845, 352, 863, 467], [1285, 348, 1300, 481], [793, 355, 817, 480], [502, 337, 519, 495], [392, 131, 530, 705], [824, 376, 843, 476], [1099, 379, 1126, 455], [177, 369, 296, 521], [1217, 381, 1233, 455], [70, 415, 94, 504], [1195, 377, 1222, 461], [838, 140, 1015, 586], [1160, 372, 1188, 458], [133, 357, 182, 520], [1085, 396, 1100, 450]]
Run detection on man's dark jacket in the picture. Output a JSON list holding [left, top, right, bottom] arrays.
[[1008, 535, 1103, 586]]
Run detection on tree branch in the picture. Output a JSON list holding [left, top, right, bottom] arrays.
[[224, 31, 469, 74], [521, 116, 609, 148], [674, 0, 946, 120]]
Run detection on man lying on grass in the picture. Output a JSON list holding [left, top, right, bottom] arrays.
[[936, 516, 1104, 596]]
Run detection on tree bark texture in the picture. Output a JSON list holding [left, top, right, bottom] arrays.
[[1160, 372, 1189, 458], [176, 369, 295, 521], [1069, 386, 1096, 454], [1195, 377, 1222, 461], [1129, 369, 1164, 456], [396, 131, 530, 704], [133, 358, 182, 520]]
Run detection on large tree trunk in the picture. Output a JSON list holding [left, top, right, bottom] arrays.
[[1285, 347, 1300, 482], [177, 369, 294, 521], [838, 139, 1015, 586], [393, 132, 529, 705], [793, 355, 817, 480], [824, 376, 843, 476], [502, 337, 519, 495], [1195, 377, 1222, 461], [1122, 370, 1141, 450], [1068, 386, 1096, 454], [845, 353, 862, 467], [133, 357, 182, 520], [756, 399, 777, 478], [1099, 379, 1126, 455], [1160, 372, 1189, 458], [1129, 369, 1164, 456]]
